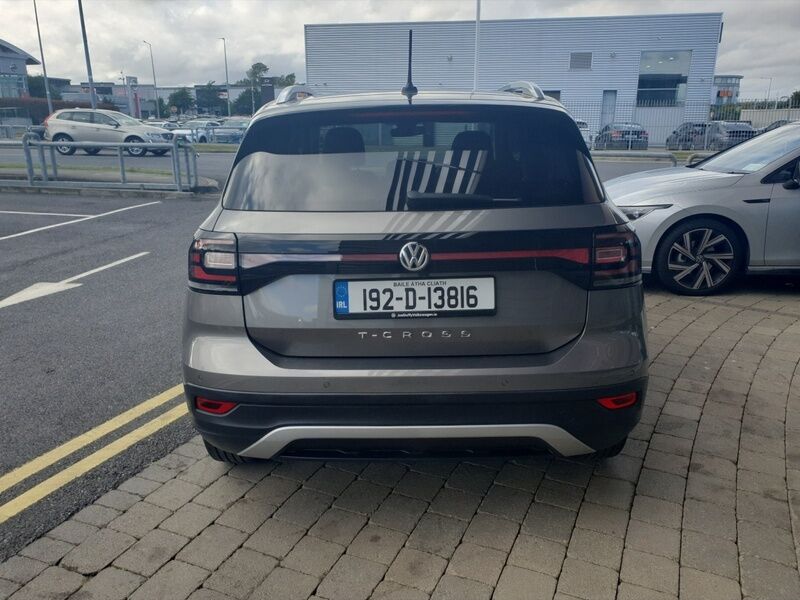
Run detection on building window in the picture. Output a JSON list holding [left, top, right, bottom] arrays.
[[636, 50, 691, 106], [569, 52, 592, 70], [0, 74, 25, 98], [543, 90, 561, 101]]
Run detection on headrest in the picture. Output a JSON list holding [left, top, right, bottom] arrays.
[[452, 130, 491, 153], [322, 127, 365, 154]]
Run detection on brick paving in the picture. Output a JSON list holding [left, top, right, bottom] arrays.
[[3, 287, 800, 599]]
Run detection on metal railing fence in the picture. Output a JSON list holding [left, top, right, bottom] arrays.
[[0, 135, 199, 191]]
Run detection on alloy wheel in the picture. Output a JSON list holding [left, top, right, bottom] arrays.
[[667, 228, 734, 291]]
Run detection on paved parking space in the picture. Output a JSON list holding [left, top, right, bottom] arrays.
[[2, 284, 799, 599]]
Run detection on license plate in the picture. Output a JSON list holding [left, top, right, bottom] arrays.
[[334, 277, 495, 319]]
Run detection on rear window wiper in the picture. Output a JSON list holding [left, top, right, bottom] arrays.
[[405, 191, 520, 211]]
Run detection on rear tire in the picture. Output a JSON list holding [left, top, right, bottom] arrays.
[[83, 148, 101, 155], [204, 440, 251, 464], [593, 436, 627, 459], [53, 134, 75, 155]]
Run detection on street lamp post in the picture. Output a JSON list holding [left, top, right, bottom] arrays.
[[77, 0, 96, 109], [32, 0, 53, 115], [219, 37, 231, 116], [143, 40, 159, 118]]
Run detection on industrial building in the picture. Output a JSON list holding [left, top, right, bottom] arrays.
[[305, 13, 725, 145]]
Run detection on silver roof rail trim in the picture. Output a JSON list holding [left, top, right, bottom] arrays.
[[498, 81, 545, 100]]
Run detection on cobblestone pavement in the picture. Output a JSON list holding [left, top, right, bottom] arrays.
[[2, 285, 800, 600]]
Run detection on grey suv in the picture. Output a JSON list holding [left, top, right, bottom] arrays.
[[183, 85, 648, 463]]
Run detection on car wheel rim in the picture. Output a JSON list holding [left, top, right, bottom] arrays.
[[667, 228, 734, 291]]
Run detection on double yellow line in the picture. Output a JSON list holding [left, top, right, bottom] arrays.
[[0, 384, 187, 525]]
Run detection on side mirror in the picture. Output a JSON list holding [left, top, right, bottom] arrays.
[[783, 163, 800, 190], [111, 122, 120, 128]]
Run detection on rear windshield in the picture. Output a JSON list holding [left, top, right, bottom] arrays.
[[223, 105, 603, 212]]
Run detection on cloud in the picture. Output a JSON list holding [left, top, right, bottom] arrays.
[[4, 0, 797, 98]]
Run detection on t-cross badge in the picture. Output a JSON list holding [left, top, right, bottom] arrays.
[[182, 83, 648, 464]]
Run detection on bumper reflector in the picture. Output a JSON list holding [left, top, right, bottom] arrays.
[[597, 392, 638, 410], [195, 397, 238, 415]]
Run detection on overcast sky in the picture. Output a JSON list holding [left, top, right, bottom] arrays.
[[3, 0, 798, 98]]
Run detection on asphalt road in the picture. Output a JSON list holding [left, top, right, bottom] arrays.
[[0, 157, 674, 559], [0, 145, 674, 187]]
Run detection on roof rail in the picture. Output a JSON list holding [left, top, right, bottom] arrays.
[[275, 84, 315, 105], [498, 81, 545, 100]]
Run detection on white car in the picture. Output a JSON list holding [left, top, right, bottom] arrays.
[[606, 122, 800, 295], [44, 109, 173, 156], [575, 119, 592, 146], [172, 120, 221, 143]]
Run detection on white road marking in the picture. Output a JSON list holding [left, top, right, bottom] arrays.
[[0, 201, 160, 242], [0, 210, 92, 217], [61, 252, 149, 283], [0, 252, 150, 309]]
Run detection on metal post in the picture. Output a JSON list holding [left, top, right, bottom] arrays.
[[473, 0, 481, 92], [33, 0, 53, 115], [77, 0, 97, 109], [118, 146, 127, 183], [191, 148, 198, 189], [183, 144, 191, 189], [220, 37, 231, 116], [174, 140, 183, 192], [143, 40, 160, 118], [170, 137, 180, 189], [48, 145, 58, 179], [22, 135, 34, 185], [36, 142, 48, 182]]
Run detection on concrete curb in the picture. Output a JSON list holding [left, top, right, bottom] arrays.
[[0, 184, 217, 200]]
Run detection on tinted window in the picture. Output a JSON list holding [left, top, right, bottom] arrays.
[[224, 105, 602, 212], [71, 112, 92, 123], [56, 112, 73, 121]]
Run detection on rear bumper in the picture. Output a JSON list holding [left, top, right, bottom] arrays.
[[186, 378, 646, 458], [183, 282, 647, 458]]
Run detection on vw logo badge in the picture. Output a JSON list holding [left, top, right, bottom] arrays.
[[398, 242, 430, 272]]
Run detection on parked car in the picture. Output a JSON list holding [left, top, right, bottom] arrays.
[[606, 122, 800, 295], [172, 119, 221, 143], [44, 109, 173, 156], [594, 123, 648, 150], [575, 119, 592, 146], [666, 122, 708, 150], [211, 117, 249, 144], [182, 84, 648, 464], [704, 121, 756, 151], [758, 119, 794, 135]]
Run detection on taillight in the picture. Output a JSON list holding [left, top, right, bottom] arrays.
[[195, 397, 237, 415], [43, 114, 51, 126], [188, 231, 239, 293], [611, 131, 622, 139], [597, 392, 638, 410], [592, 226, 641, 288]]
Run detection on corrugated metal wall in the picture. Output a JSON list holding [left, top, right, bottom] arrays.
[[305, 13, 722, 142]]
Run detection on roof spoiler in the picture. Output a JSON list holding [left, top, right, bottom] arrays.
[[498, 81, 545, 100], [275, 84, 315, 105]]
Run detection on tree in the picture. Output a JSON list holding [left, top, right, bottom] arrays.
[[791, 90, 800, 108], [167, 87, 195, 113], [274, 73, 296, 88], [195, 81, 227, 114], [156, 97, 169, 118], [27, 75, 62, 100], [232, 88, 256, 115]]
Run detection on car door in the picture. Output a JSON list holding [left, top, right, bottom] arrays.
[[764, 154, 800, 266], [68, 112, 93, 141], [91, 113, 122, 143]]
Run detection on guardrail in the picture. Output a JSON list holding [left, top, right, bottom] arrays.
[[0, 135, 199, 192], [590, 150, 678, 166], [686, 152, 714, 166]]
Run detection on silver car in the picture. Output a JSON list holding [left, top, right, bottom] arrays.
[[44, 109, 173, 156], [607, 122, 800, 295], [182, 86, 648, 463]]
